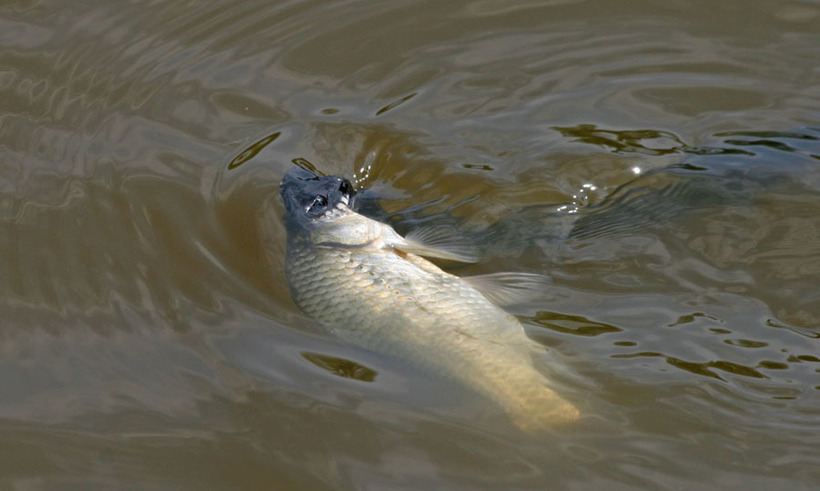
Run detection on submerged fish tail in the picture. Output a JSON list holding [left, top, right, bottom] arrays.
[[460, 347, 579, 432]]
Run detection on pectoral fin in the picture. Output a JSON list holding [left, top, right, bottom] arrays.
[[464, 272, 551, 307], [393, 225, 480, 263]]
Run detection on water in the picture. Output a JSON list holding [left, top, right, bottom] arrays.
[[1, 0, 818, 488]]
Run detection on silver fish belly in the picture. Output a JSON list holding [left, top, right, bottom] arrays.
[[280, 167, 579, 431]]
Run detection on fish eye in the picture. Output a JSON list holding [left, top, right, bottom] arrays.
[[338, 180, 350, 194], [308, 194, 328, 212]]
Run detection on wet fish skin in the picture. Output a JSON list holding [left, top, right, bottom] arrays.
[[281, 167, 579, 431]]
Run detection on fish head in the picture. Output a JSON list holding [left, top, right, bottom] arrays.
[[280, 167, 387, 247], [280, 166, 356, 222]]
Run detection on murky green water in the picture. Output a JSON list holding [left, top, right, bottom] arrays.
[[1, 0, 818, 488]]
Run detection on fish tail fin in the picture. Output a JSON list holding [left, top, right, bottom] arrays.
[[507, 388, 580, 432], [484, 364, 580, 432]]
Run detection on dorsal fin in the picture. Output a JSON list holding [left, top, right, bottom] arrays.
[[463, 273, 551, 307]]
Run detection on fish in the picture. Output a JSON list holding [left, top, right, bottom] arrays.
[[280, 167, 579, 431]]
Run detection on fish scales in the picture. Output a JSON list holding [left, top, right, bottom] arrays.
[[280, 167, 579, 431]]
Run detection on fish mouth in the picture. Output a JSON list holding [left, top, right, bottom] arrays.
[[323, 191, 353, 220]]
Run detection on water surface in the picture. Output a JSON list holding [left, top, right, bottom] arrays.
[[1, 0, 818, 488]]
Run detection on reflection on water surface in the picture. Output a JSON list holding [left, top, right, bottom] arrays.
[[1, 0, 818, 488]]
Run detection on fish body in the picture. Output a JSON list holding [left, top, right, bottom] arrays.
[[280, 167, 579, 430]]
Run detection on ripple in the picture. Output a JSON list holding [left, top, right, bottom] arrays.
[[301, 352, 379, 382], [528, 311, 622, 337], [1, 0, 819, 487]]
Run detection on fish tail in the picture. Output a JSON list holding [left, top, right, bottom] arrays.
[[506, 386, 580, 433], [478, 361, 580, 432]]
